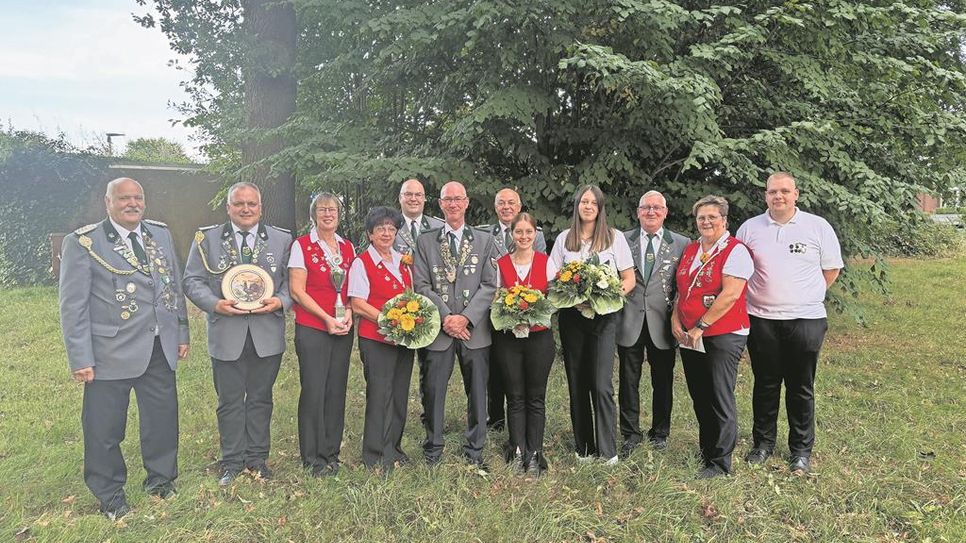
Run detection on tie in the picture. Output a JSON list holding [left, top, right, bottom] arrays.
[[448, 232, 458, 257], [642, 233, 656, 282], [410, 220, 418, 242], [504, 228, 513, 252], [128, 232, 147, 266], [240, 231, 253, 264]]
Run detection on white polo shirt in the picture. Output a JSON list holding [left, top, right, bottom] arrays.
[[546, 228, 634, 277], [736, 208, 844, 319]]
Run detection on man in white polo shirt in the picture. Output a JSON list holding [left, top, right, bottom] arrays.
[[736, 171, 844, 474]]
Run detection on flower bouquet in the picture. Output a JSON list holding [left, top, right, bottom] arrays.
[[377, 289, 441, 349], [547, 254, 625, 318], [490, 284, 554, 338]]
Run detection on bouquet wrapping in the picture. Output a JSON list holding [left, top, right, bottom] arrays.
[[547, 254, 625, 318], [489, 284, 554, 338], [377, 290, 441, 349]]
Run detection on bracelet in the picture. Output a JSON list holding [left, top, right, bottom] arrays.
[[696, 319, 710, 330]]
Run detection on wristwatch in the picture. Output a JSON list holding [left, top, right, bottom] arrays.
[[696, 319, 710, 330]]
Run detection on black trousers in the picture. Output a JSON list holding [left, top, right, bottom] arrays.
[[294, 324, 354, 468], [422, 341, 489, 462], [359, 337, 414, 468], [492, 329, 555, 458], [487, 344, 508, 428], [617, 318, 676, 444], [83, 337, 177, 509], [212, 332, 283, 470], [558, 309, 618, 459], [680, 333, 747, 473], [747, 316, 828, 457]]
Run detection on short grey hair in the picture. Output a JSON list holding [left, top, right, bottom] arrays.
[[691, 195, 729, 217], [309, 192, 343, 223], [227, 181, 261, 204], [105, 177, 143, 198], [639, 190, 666, 206]]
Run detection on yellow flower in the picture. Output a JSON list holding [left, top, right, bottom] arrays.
[[560, 271, 572, 282], [505, 294, 517, 306], [386, 308, 402, 320], [406, 300, 420, 312], [523, 293, 538, 303], [399, 314, 416, 331]]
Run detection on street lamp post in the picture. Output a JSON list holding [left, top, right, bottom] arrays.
[[106, 132, 125, 156]]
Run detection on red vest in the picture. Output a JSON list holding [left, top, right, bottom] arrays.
[[675, 237, 749, 337], [293, 235, 355, 331], [357, 250, 412, 343], [497, 252, 549, 333]]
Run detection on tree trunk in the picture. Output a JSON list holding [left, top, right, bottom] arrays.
[[241, 0, 297, 231]]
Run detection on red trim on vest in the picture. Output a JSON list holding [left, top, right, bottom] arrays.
[[293, 235, 355, 331], [497, 252, 549, 332], [357, 250, 412, 343], [675, 237, 749, 337]]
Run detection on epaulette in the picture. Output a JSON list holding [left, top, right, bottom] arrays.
[[268, 225, 291, 234], [74, 223, 98, 235], [144, 219, 168, 228], [198, 224, 220, 231], [475, 224, 493, 230]]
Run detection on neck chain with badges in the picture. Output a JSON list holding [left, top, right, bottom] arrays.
[[441, 230, 472, 283]]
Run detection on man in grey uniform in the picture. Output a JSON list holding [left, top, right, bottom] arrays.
[[395, 178, 445, 255], [616, 190, 689, 456], [413, 181, 499, 470], [183, 181, 292, 485], [59, 177, 189, 520], [477, 187, 546, 431]]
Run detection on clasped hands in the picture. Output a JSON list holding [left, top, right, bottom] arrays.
[[442, 314, 471, 341], [215, 297, 283, 316]]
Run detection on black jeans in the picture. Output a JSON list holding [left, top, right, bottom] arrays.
[[680, 333, 747, 473], [493, 329, 555, 458], [558, 308, 618, 459], [747, 316, 828, 457]]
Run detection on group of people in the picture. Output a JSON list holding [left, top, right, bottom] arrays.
[[59, 171, 842, 520]]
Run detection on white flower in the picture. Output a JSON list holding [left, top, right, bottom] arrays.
[[596, 278, 609, 289]]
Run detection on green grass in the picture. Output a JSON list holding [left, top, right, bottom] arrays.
[[0, 256, 963, 542]]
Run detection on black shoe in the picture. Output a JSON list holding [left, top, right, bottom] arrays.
[[696, 465, 728, 479], [247, 463, 273, 481], [425, 455, 443, 467], [508, 449, 525, 475], [619, 440, 640, 459], [526, 452, 546, 476], [218, 468, 241, 487], [466, 457, 490, 474], [789, 455, 810, 473], [744, 448, 772, 465], [312, 462, 340, 477], [648, 436, 668, 450], [101, 501, 131, 521], [487, 419, 506, 432], [147, 483, 176, 499]]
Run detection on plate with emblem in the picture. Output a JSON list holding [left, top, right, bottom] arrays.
[[222, 264, 275, 310]]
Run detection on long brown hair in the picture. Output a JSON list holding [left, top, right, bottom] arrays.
[[564, 185, 614, 252]]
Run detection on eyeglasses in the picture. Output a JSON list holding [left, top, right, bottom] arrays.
[[696, 215, 723, 223], [371, 225, 397, 234], [317, 206, 339, 214], [440, 197, 467, 203], [402, 192, 425, 199], [638, 205, 666, 213]]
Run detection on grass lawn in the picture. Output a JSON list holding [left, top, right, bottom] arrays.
[[0, 256, 963, 542]]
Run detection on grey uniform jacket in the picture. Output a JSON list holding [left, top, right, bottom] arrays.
[[183, 222, 293, 361], [59, 219, 190, 380], [413, 226, 500, 351], [477, 223, 547, 256], [394, 214, 445, 255], [617, 227, 689, 350]]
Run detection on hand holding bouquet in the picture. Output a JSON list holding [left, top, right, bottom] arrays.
[[377, 289, 441, 349], [490, 284, 554, 338], [547, 254, 625, 318]]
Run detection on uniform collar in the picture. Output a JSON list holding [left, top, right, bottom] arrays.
[[640, 226, 664, 240], [107, 217, 144, 242]]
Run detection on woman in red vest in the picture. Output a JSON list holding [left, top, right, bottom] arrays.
[[671, 195, 754, 479], [493, 213, 554, 475], [288, 193, 355, 477], [347, 207, 414, 470]]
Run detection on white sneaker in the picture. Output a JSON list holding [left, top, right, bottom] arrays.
[[603, 455, 619, 466], [575, 453, 595, 463]]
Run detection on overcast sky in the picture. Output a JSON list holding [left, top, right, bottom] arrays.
[[0, 0, 202, 158]]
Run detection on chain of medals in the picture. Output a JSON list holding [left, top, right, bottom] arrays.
[[440, 234, 472, 283]]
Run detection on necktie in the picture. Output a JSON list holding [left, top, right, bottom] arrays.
[[240, 231, 253, 263], [504, 228, 513, 252], [128, 232, 147, 266], [410, 220, 418, 242], [642, 233, 656, 282], [448, 232, 458, 257]]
